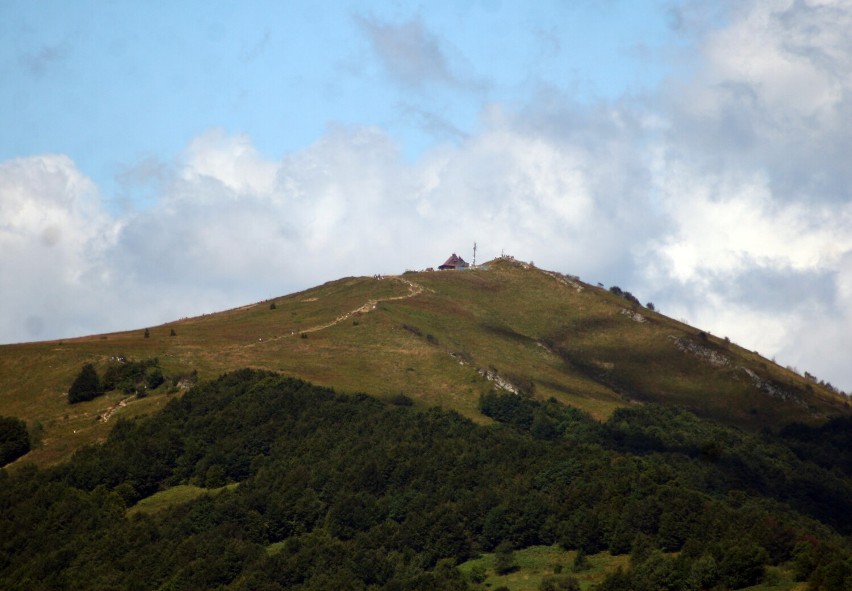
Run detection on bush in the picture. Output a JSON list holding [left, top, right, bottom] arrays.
[[622, 291, 641, 306], [0, 416, 30, 465], [479, 391, 534, 431], [540, 574, 580, 591], [103, 357, 166, 394], [145, 367, 165, 390], [401, 324, 423, 337], [389, 393, 414, 406], [68, 363, 102, 404], [572, 548, 590, 572], [468, 564, 486, 584], [494, 541, 517, 575]]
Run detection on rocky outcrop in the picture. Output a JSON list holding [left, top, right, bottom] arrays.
[[669, 335, 731, 367]]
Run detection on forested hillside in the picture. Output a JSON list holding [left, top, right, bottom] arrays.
[[2, 370, 850, 590]]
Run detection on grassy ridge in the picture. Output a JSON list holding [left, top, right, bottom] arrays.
[[1, 259, 848, 467]]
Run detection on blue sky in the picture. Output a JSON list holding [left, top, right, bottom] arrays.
[[2, 1, 678, 204], [3, 0, 852, 396]]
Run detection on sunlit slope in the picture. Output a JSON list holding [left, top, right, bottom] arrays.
[[1, 258, 848, 467]]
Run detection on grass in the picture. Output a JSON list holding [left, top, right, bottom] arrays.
[[458, 546, 629, 590], [126, 483, 239, 517], [2, 258, 849, 467], [458, 545, 808, 591]]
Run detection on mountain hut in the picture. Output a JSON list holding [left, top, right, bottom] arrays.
[[438, 253, 469, 270]]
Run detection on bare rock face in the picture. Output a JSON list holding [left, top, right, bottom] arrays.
[[670, 335, 807, 408], [669, 335, 731, 367], [620, 308, 646, 323]]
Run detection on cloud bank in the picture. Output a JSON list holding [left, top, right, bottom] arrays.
[[2, 0, 852, 393]]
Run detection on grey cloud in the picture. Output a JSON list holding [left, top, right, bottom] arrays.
[[115, 156, 170, 187], [240, 30, 271, 63], [721, 265, 836, 313], [398, 103, 468, 142], [664, 0, 852, 204], [19, 41, 69, 76], [356, 15, 481, 91]]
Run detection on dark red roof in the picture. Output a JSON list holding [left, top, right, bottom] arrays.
[[439, 253, 469, 269]]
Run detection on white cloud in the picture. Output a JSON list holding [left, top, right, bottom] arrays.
[[665, 0, 852, 202], [0, 155, 119, 341], [179, 129, 278, 196], [0, 115, 655, 343], [639, 0, 852, 390]]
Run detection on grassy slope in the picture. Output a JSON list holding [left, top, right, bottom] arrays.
[[1, 259, 848, 467], [457, 546, 807, 591], [126, 483, 238, 517]]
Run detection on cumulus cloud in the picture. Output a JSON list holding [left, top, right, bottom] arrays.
[[664, 0, 852, 203], [0, 155, 119, 341], [0, 114, 652, 343], [117, 117, 646, 300], [640, 0, 852, 389]]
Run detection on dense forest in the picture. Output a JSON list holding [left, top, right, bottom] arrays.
[[1, 369, 850, 590]]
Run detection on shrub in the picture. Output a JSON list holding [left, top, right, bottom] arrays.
[[401, 324, 423, 337], [68, 363, 102, 404], [103, 357, 165, 394], [468, 564, 486, 584], [390, 393, 414, 406], [540, 574, 580, 591], [494, 541, 517, 575], [622, 291, 641, 306], [0, 416, 30, 465], [145, 367, 165, 390]]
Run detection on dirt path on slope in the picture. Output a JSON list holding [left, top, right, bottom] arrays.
[[98, 278, 423, 424], [258, 276, 424, 343], [100, 395, 136, 423]]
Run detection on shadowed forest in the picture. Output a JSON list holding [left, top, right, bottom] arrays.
[[2, 370, 850, 590]]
